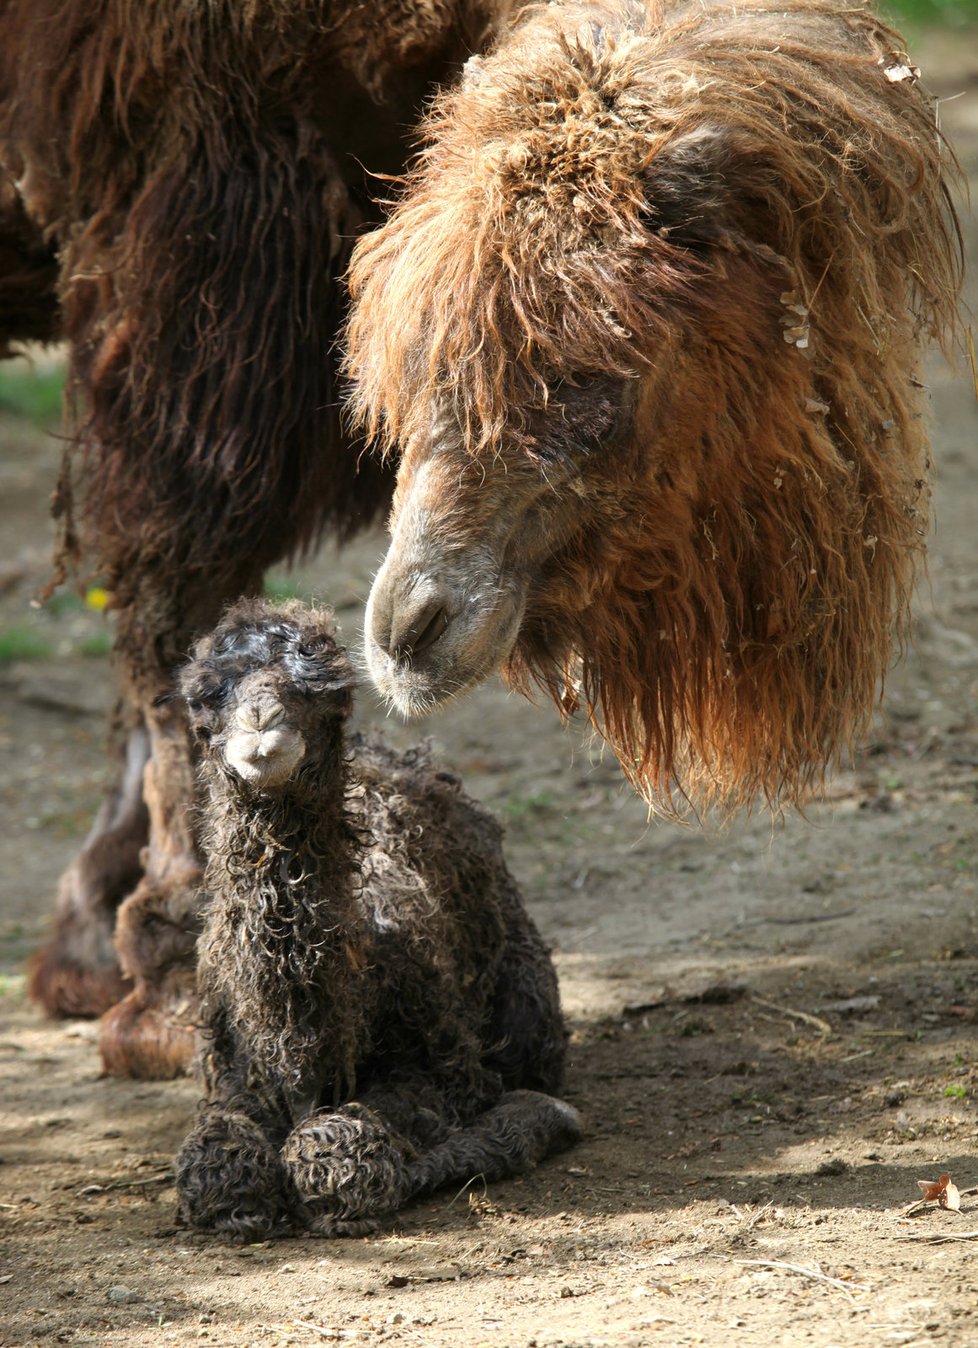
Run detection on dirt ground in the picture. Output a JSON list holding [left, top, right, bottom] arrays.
[[2, 32, 977, 1348]]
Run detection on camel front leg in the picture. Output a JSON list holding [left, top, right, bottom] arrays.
[[98, 696, 204, 1078], [97, 569, 264, 1079], [28, 714, 148, 1017]]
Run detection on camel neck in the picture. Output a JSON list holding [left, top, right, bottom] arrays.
[[198, 758, 366, 1102]]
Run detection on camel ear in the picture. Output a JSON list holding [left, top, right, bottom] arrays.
[[320, 677, 354, 719], [641, 125, 734, 249]]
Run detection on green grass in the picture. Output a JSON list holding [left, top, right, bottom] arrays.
[[78, 631, 112, 659], [0, 624, 53, 664], [0, 361, 65, 426], [42, 590, 85, 617], [883, 0, 978, 30], [502, 789, 559, 822], [264, 576, 312, 602]]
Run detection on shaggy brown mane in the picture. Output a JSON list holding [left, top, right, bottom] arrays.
[[346, 0, 960, 457], [345, 0, 962, 813]]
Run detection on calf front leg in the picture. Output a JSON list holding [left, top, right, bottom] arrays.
[[97, 570, 263, 1078], [176, 1096, 297, 1241]]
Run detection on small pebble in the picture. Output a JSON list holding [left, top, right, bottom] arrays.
[[107, 1285, 140, 1304]]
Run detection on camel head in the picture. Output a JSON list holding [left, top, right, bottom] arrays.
[[363, 370, 641, 716], [345, 1, 959, 811], [180, 599, 353, 793]]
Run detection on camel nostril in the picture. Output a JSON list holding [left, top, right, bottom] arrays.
[[240, 699, 286, 733], [390, 596, 450, 662]]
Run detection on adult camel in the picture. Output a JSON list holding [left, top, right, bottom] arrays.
[[0, 0, 512, 1076]]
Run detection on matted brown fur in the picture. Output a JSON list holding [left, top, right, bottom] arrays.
[[345, 0, 963, 813], [0, 0, 511, 1029]]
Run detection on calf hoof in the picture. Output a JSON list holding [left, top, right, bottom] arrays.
[[99, 990, 197, 1079]]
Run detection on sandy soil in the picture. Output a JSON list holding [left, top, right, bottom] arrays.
[[1, 31, 977, 1348]]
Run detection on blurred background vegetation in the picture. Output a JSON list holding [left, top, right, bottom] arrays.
[[0, 355, 64, 427], [885, 0, 978, 28]]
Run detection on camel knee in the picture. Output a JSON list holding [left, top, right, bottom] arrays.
[[283, 1104, 413, 1232], [176, 1109, 293, 1240]]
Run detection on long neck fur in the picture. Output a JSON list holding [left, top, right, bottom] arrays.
[[196, 732, 366, 1102]]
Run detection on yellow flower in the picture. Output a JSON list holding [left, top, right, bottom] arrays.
[[85, 586, 110, 611]]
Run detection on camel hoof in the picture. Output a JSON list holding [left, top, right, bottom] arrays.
[[27, 943, 131, 1019], [99, 991, 197, 1079]]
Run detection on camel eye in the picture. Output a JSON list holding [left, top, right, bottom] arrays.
[[193, 679, 232, 708]]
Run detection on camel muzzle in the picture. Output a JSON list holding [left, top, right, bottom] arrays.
[[225, 698, 307, 787]]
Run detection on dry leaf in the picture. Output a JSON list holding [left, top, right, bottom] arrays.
[[779, 293, 810, 349], [916, 1173, 961, 1210], [883, 62, 920, 84]]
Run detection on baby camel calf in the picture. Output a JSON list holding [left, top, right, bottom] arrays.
[[175, 597, 580, 1238]]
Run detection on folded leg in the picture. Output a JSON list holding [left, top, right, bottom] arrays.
[[407, 1090, 582, 1199]]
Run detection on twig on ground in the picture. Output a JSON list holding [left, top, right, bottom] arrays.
[[291, 1323, 356, 1341], [750, 996, 832, 1036], [896, 1230, 978, 1244], [446, 1172, 488, 1208], [743, 1201, 775, 1232], [76, 1172, 173, 1198], [735, 1259, 869, 1294]]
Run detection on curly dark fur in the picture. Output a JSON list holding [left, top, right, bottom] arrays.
[[174, 598, 579, 1239]]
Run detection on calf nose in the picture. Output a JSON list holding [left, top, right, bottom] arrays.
[[225, 723, 306, 787], [239, 697, 286, 733]]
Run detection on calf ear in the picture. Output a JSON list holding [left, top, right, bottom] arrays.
[[318, 676, 354, 719]]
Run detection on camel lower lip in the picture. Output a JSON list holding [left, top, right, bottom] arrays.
[[366, 646, 484, 717]]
